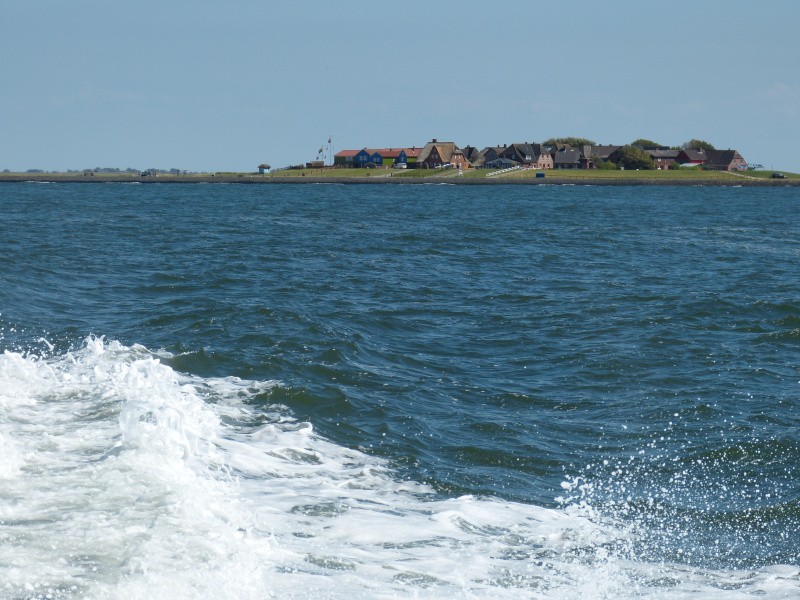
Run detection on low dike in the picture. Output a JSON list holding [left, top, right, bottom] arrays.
[[1, 173, 797, 187]]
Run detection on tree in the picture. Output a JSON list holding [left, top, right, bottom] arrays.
[[682, 139, 715, 151], [595, 159, 618, 170], [630, 139, 663, 150], [614, 146, 655, 170], [543, 137, 596, 148]]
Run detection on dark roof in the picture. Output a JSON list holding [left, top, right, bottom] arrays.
[[587, 145, 621, 160], [648, 149, 680, 159], [461, 146, 482, 162], [554, 147, 582, 165], [502, 143, 547, 164], [680, 148, 708, 162], [479, 146, 505, 161], [484, 158, 519, 168], [462, 146, 486, 167], [704, 149, 744, 167]]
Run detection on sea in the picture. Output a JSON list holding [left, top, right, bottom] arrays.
[[0, 181, 798, 599]]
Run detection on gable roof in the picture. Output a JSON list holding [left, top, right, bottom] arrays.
[[586, 145, 621, 160], [417, 140, 460, 164], [554, 147, 582, 165], [479, 146, 506, 159], [679, 148, 708, 162], [334, 149, 361, 158], [461, 145, 481, 162], [502, 143, 548, 164], [704, 149, 745, 167], [461, 146, 486, 167], [366, 148, 405, 159]]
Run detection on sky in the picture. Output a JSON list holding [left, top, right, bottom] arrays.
[[2, 1, 799, 172]]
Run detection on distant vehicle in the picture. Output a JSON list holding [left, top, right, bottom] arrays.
[[771, 172, 786, 179]]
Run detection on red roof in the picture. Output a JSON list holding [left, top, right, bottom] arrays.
[[336, 147, 421, 158], [367, 148, 404, 158], [368, 147, 422, 158]]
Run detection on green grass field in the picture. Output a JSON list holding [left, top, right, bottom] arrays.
[[2, 167, 797, 184], [260, 167, 799, 181]]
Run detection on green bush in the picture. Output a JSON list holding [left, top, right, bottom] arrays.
[[595, 159, 618, 170]]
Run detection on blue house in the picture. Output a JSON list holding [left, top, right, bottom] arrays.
[[353, 149, 371, 167], [352, 149, 381, 167]]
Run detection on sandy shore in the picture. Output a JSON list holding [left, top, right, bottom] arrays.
[[1, 173, 798, 187]]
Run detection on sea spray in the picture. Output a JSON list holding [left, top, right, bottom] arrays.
[[2, 338, 798, 598]]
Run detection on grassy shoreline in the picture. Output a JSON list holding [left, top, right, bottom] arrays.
[[1, 169, 798, 186]]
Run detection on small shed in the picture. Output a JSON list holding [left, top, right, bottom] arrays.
[[258, 164, 271, 174]]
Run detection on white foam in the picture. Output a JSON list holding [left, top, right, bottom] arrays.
[[0, 338, 797, 599]]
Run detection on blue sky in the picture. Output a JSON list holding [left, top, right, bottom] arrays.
[[2, 1, 799, 172]]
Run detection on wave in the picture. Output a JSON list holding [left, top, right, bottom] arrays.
[[1, 338, 798, 598]]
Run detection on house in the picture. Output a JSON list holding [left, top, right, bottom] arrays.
[[335, 147, 420, 168], [368, 148, 404, 168], [257, 164, 271, 174], [450, 147, 468, 170], [500, 143, 553, 169], [334, 149, 360, 167], [580, 145, 624, 168], [584, 145, 621, 167], [404, 147, 421, 167], [478, 146, 507, 166], [676, 148, 708, 166], [417, 139, 470, 169], [647, 149, 680, 170], [368, 148, 422, 168], [553, 146, 582, 169], [703, 150, 747, 171], [461, 146, 483, 167], [351, 148, 383, 167]]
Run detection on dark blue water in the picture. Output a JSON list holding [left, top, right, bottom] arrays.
[[2, 181, 799, 574]]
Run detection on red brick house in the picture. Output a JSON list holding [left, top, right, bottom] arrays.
[[703, 150, 747, 171], [648, 149, 680, 170], [500, 143, 553, 169]]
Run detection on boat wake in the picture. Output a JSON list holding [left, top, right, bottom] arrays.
[[1, 338, 798, 598]]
